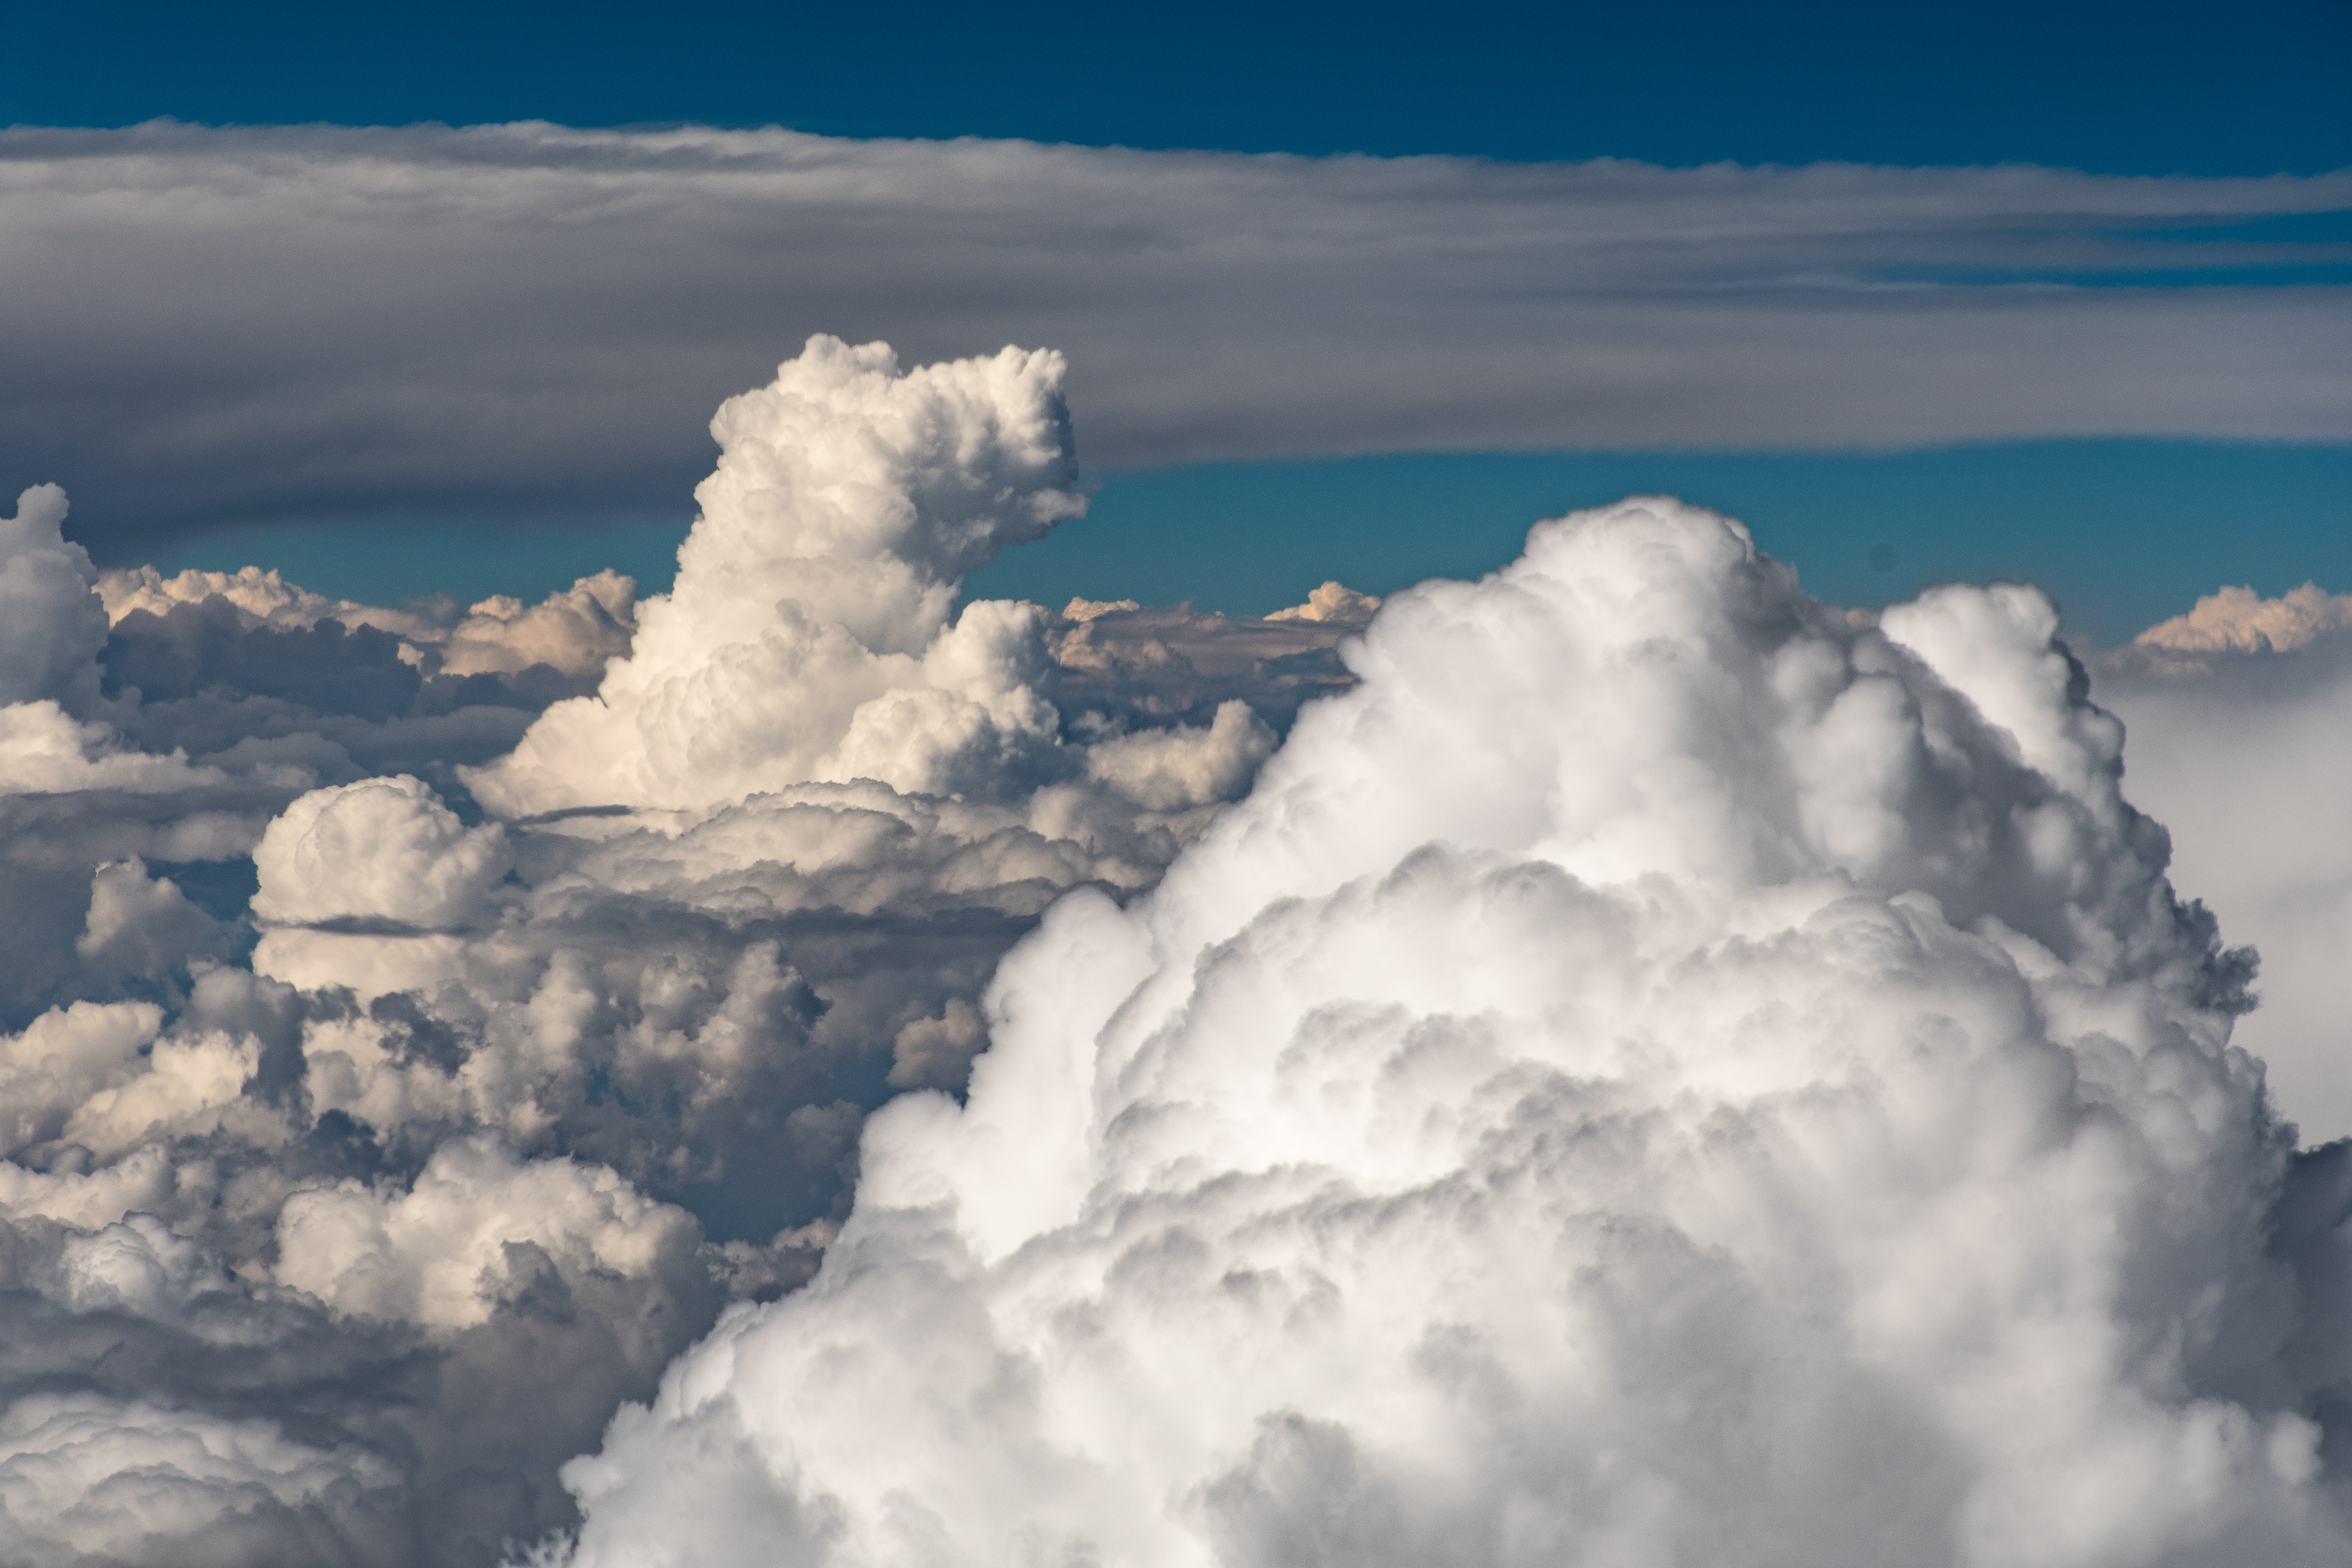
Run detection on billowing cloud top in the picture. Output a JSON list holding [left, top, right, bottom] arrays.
[[549, 498, 2352, 1566], [468, 336, 1084, 814]]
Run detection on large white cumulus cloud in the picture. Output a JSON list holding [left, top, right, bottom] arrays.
[[551, 499, 2348, 1567], [468, 337, 1084, 815]]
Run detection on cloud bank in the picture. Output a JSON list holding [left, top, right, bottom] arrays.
[[3, 337, 2350, 1566], [0, 340, 1364, 1565], [552, 498, 2352, 1567], [0, 122, 2346, 554]]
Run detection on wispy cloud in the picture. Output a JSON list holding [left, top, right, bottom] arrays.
[[3, 122, 2346, 555]]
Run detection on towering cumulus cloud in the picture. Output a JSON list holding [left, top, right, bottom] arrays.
[[470, 336, 1084, 815], [552, 500, 2352, 1566]]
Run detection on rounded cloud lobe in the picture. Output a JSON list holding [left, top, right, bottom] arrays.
[[555, 500, 2352, 1567], [251, 775, 512, 931]]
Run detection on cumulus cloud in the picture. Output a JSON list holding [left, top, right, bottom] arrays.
[[1265, 579, 1382, 626], [2121, 582, 2352, 673], [0, 485, 107, 708], [75, 859, 231, 982], [467, 336, 1084, 815], [12, 340, 2352, 1568], [251, 776, 512, 931], [100, 564, 638, 688], [1, 123, 2347, 554], [549, 499, 2352, 1568], [0, 340, 1320, 1566], [275, 1137, 707, 1334]]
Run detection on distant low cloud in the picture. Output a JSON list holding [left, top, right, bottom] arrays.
[[0, 122, 2345, 555], [2096, 587, 2352, 1143]]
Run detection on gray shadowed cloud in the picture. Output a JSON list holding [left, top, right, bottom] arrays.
[[0, 121, 2347, 556]]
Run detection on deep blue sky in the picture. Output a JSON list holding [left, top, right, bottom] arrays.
[[21, 0, 2352, 632], [8, 0, 2347, 174]]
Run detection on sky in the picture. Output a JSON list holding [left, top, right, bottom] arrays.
[[4, 0, 2349, 633], [8, 0, 2350, 174]]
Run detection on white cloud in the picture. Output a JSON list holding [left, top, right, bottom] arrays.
[[76, 859, 229, 980], [0, 1391, 399, 1568], [276, 1136, 705, 1333], [1083, 698, 1277, 812], [2126, 583, 2352, 671], [466, 337, 1083, 816], [14, 338, 2352, 1568], [0, 702, 230, 796], [551, 499, 2350, 1567], [1, 124, 2345, 551], [251, 774, 512, 930], [0, 1001, 162, 1156], [0, 338, 1308, 1568], [0, 485, 106, 709], [1266, 580, 1382, 626], [438, 572, 637, 682]]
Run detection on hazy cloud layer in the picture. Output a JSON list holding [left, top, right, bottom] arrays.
[[1, 122, 2347, 555]]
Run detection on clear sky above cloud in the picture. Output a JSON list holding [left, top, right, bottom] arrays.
[[6, 0, 2349, 174]]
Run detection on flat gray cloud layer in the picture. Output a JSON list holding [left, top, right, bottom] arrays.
[[3, 121, 2348, 555]]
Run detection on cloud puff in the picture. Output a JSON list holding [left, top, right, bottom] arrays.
[[436, 573, 637, 683], [3, 124, 2348, 554], [276, 1136, 707, 1334], [101, 564, 636, 688], [468, 337, 1084, 815], [2121, 583, 2352, 675], [75, 859, 230, 982], [0, 485, 107, 709], [550, 498, 2349, 1567], [0, 702, 229, 797], [251, 775, 512, 931], [1265, 579, 1382, 626]]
